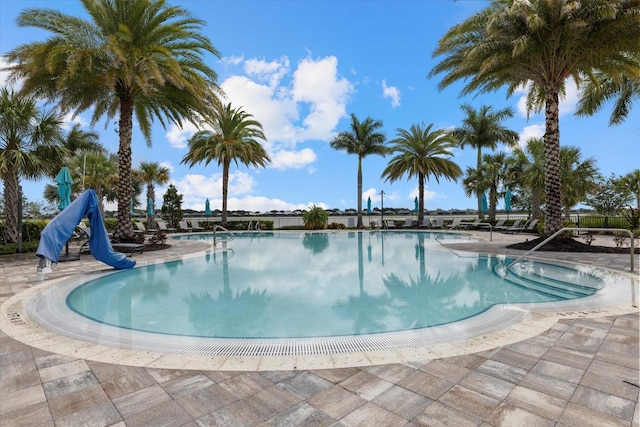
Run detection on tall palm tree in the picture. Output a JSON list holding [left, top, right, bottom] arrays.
[[451, 104, 519, 219], [181, 103, 270, 226], [430, 0, 640, 235], [5, 0, 222, 240], [136, 162, 170, 229], [330, 113, 388, 227], [381, 122, 461, 225], [560, 146, 598, 219], [481, 152, 510, 222], [0, 88, 65, 243], [576, 52, 640, 126]]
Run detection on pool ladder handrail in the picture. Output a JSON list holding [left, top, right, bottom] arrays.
[[506, 227, 635, 272], [212, 224, 235, 247]]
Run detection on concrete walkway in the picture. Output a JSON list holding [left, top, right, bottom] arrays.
[[1, 230, 638, 426]]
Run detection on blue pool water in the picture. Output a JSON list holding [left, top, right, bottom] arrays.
[[66, 231, 603, 339]]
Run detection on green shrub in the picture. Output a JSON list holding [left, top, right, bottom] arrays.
[[302, 205, 329, 230], [327, 222, 345, 230]]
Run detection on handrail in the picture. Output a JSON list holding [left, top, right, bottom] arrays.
[[506, 227, 635, 272], [212, 224, 235, 247]]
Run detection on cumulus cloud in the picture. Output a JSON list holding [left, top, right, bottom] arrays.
[[270, 148, 317, 170], [518, 123, 545, 147], [382, 80, 401, 108], [409, 187, 437, 202], [165, 121, 200, 149], [0, 57, 20, 89]]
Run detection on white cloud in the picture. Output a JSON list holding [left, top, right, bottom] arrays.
[[165, 121, 200, 149], [244, 56, 290, 88], [409, 186, 437, 202], [159, 161, 174, 174], [518, 123, 545, 147], [0, 57, 20, 89], [221, 54, 244, 66], [382, 80, 401, 108], [270, 148, 317, 170], [61, 111, 89, 129]]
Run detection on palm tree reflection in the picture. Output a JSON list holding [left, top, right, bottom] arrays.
[[183, 247, 270, 337], [302, 232, 330, 254]]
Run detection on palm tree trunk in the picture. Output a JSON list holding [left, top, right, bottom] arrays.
[[477, 147, 484, 219], [531, 190, 542, 220], [222, 159, 230, 226], [115, 94, 135, 240], [489, 186, 497, 222], [2, 170, 19, 243], [543, 91, 563, 236], [147, 185, 156, 229], [418, 173, 425, 224], [357, 156, 363, 228]]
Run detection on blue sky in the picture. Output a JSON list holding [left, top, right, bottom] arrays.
[[1, 0, 638, 214]]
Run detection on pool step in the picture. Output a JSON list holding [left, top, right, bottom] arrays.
[[496, 263, 600, 300]]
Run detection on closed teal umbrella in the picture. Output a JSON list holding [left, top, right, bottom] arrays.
[[481, 193, 488, 214], [505, 189, 512, 220], [414, 196, 419, 214], [367, 196, 372, 215], [205, 198, 211, 216], [55, 167, 73, 211]]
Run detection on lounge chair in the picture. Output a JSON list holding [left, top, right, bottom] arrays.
[[505, 218, 539, 234], [189, 220, 204, 232], [347, 218, 356, 228], [385, 220, 396, 229], [402, 218, 414, 229], [155, 219, 176, 233], [446, 218, 463, 229], [418, 218, 432, 229], [431, 218, 444, 229], [178, 220, 192, 232], [500, 218, 526, 233], [77, 222, 144, 257], [134, 221, 157, 235], [459, 218, 481, 229]]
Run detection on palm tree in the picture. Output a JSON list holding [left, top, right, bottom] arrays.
[[181, 103, 270, 226], [136, 162, 170, 229], [617, 169, 640, 228], [0, 88, 65, 243], [576, 52, 640, 126], [463, 152, 511, 222], [330, 113, 388, 227], [430, 0, 640, 235], [450, 104, 519, 219], [6, 0, 222, 240], [560, 146, 598, 219], [73, 151, 119, 219], [510, 138, 546, 220], [381, 122, 461, 225]]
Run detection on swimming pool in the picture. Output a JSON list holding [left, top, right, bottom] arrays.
[[25, 230, 621, 358]]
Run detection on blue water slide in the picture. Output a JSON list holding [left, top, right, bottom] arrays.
[[36, 190, 135, 269]]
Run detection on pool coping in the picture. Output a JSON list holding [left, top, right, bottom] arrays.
[[1, 231, 638, 371]]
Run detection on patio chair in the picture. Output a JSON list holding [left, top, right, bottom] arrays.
[[402, 218, 414, 228], [77, 222, 144, 257], [385, 220, 396, 229], [134, 221, 157, 235], [431, 218, 445, 229], [500, 218, 526, 233], [178, 220, 192, 232], [189, 220, 205, 232], [418, 218, 432, 229], [347, 218, 356, 228], [446, 218, 463, 229], [459, 218, 482, 229], [505, 218, 539, 234], [155, 219, 176, 233]]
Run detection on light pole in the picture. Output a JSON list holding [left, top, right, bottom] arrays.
[[380, 190, 385, 229]]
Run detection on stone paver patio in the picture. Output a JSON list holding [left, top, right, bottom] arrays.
[[1, 229, 638, 426]]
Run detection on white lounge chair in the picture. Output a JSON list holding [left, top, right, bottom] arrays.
[[418, 218, 432, 229], [500, 218, 525, 233], [189, 220, 204, 232], [178, 220, 192, 232], [385, 220, 396, 229], [402, 218, 414, 228], [446, 218, 463, 229]]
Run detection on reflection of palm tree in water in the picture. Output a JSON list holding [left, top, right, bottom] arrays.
[[302, 232, 329, 255], [334, 232, 393, 334], [183, 248, 270, 337], [384, 242, 505, 328]]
